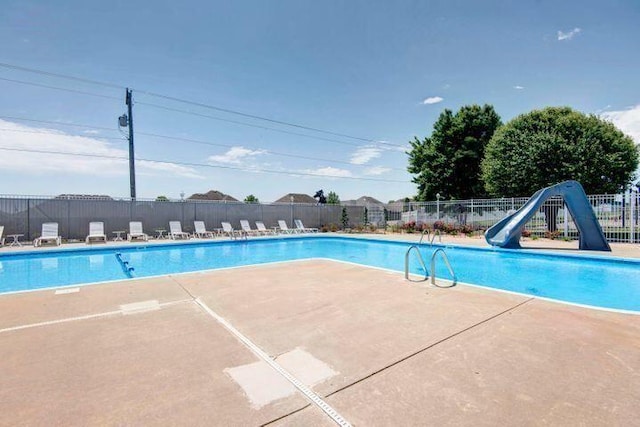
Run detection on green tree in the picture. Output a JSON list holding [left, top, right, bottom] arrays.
[[362, 206, 369, 225], [155, 195, 169, 202], [341, 207, 349, 229], [482, 107, 638, 197], [408, 104, 502, 201], [326, 191, 340, 204], [244, 194, 259, 203]]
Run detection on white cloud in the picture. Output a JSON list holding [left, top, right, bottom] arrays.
[[208, 146, 266, 164], [363, 166, 391, 176], [350, 147, 382, 165], [301, 166, 353, 178], [83, 129, 100, 135], [422, 96, 443, 105], [513, 85, 525, 90], [0, 119, 202, 179], [557, 28, 581, 41], [137, 160, 203, 179], [601, 105, 640, 144]]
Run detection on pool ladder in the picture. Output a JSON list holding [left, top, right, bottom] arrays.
[[405, 246, 456, 287], [419, 229, 442, 246]]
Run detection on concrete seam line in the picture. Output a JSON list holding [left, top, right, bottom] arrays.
[[0, 299, 192, 334], [194, 298, 352, 427], [0, 310, 122, 333], [325, 297, 536, 398]]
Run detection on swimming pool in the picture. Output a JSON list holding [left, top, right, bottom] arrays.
[[1, 236, 639, 313]]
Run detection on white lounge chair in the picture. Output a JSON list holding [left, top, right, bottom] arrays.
[[127, 221, 148, 242], [255, 221, 274, 235], [194, 221, 215, 238], [169, 221, 190, 240], [221, 222, 246, 239], [85, 221, 107, 244], [277, 220, 297, 234], [240, 220, 259, 236], [0, 225, 4, 246], [294, 219, 318, 233], [34, 222, 61, 247]]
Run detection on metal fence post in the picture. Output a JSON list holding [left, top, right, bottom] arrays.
[[630, 189, 635, 243]]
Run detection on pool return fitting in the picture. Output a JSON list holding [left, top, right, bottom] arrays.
[[405, 246, 457, 287]]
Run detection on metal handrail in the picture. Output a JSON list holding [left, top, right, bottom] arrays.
[[430, 248, 456, 287], [418, 229, 430, 244], [429, 229, 442, 245], [405, 245, 429, 281]]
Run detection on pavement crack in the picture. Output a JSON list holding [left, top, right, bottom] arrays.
[[324, 297, 535, 398]]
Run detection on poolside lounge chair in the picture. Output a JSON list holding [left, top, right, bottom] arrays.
[[85, 221, 107, 244], [255, 221, 275, 235], [127, 221, 149, 242], [0, 226, 4, 247], [221, 222, 246, 239], [169, 221, 190, 240], [277, 220, 297, 234], [294, 219, 318, 233], [194, 221, 215, 238], [240, 220, 259, 236], [34, 222, 62, 247]]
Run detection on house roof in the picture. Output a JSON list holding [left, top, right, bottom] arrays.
[[342, 196, 384, 206], [274, 193, 317, 204], [187, 190, 239, 202]]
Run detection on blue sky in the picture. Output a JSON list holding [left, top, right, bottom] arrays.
[[0, 0, 638, 202]]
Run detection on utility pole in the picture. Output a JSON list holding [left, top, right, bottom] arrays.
[[120, 88, 136, 199]]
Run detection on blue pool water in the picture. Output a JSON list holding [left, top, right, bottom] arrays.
[[0, 236, 639, 312]]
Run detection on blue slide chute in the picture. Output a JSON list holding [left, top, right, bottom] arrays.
[[485, 180, 611, 251]]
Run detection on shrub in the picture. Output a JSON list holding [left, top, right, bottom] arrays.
[[521, 229, 532, 238], [545, 230, 561, 240]]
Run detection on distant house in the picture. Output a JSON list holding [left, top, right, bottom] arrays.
[[342, 196, 385, 207], [187, 190, 239, 202], [55, 194, 113, 200], [341, 196, 387, 225], [274, 193, 317, 204]]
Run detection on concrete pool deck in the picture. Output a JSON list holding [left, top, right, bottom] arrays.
[[0, 235, 639, 425]]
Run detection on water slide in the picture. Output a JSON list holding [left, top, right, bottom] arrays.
[[485, 180, 611, 251]]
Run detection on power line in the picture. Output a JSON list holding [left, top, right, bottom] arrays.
[[0, 115, 406, 171], [0, 75, 405, 151], [0, 116, 120, 133], [0, 62, 403, 148], [138, 90, 404, 148], [137, 131, 406, 171], [0, 76, 120, 100], [0, 128, 125, 141], [0, 62, 124, 89], [0, 146, 409, 183], [137, 101, 371, 148]]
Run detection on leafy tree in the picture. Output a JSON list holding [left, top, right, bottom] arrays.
[[482, 106, 638, 231], [244, 194, 259, 203], [363, 206, 369, 225], [326, 191, 340, 205], [408, 104, 502, 201], [482, 107, 638, 196], [155, 195, 169, 202]]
